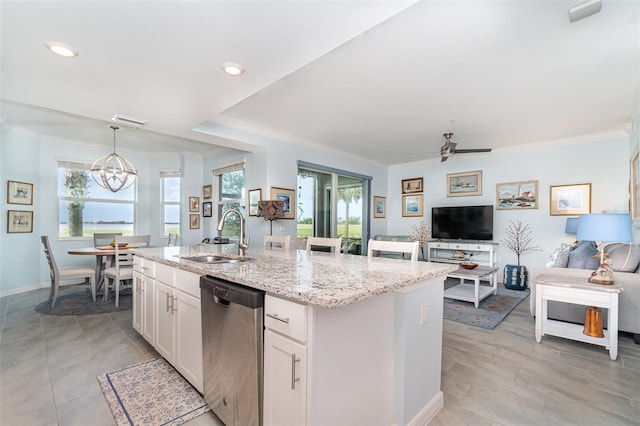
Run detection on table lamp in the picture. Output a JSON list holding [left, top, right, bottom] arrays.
[[257, 200, 285, 236], [564, 217, 579, 234], [576, 213, 633, 285]]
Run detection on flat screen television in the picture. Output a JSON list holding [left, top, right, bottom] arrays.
[[431, 205, 494, 241]]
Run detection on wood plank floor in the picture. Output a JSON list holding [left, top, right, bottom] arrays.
[[1, 286, 638, 425]]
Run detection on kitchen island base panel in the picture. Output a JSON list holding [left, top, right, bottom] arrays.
[[304, 276, 445, 426]]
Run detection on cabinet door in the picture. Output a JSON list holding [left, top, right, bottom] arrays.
[[175, 290, 203, 393], [142, 275, 155, 344], [264, 330, 307, 426], [132, 272, 143, 334], [154, 281, 176, 362]]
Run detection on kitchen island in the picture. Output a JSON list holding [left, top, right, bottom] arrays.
[[132, 245, 456, 425]]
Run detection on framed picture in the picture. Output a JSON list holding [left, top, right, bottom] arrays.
[[496, 180, 539, 210], [632, 153, 639, 220], [270, 186, 296, 219], [248, 188, 262, 216], [189, 196, 200, 212], [402, 194, 423, 217], [203, 202, 212, 217], [189, 214, 200, 229], [447, 170, 482, 197], [203, 184, 212, 199], [401, 177, 423, 194], [7, 210, 33, 233], [373, 196, 386, 218], [7, 180, 33, 205], [550, 183, 592, 216]]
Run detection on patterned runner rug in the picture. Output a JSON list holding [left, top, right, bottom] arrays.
[[97, 358, 210, 426], [443, 282, 529, 330]]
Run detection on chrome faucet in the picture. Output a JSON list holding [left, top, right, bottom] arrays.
[[217, 208, 249, 256]]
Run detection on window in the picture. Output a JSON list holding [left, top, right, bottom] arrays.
[[161, 171, 181, 237], [214, 162, 245, 239], [57, 160, 136, 238], [297, 161, 371, 255]]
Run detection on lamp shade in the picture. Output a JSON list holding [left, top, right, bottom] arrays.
[[257, 200, 285, 221], [576, 213, 633, 243], [564, 217, 580, 234]]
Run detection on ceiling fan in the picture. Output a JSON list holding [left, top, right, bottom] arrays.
[[440, 132, 492, 162]]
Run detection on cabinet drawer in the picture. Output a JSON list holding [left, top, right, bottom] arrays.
[[449, 242, 467, 250], [135, 257, 155, 278], [155, 262, 174, 286], [175, 268, 201, 298], [265, 294, 307, 343], [429, 242, 448, 249], [468, 243, 491, 251]]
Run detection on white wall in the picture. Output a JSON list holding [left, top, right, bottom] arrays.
[[387, 134, 632, 279]]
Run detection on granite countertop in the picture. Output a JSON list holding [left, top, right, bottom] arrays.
[[133, 244, 457, 309]]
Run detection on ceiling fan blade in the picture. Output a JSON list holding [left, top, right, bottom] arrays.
[[453, 148, 492, 154]]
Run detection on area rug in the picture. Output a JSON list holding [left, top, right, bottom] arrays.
[[443, 284, 529, 330], [35, 288, 132, 315], [97, 357, 210, 426]]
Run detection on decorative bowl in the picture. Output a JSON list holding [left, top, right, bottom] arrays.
[[110, 242, 128, 248], [460, 262, 478, 270]]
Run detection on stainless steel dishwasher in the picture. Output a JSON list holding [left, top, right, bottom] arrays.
[[200, 275, 265, 426]]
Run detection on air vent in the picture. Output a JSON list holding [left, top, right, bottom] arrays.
[[111, 114, 148, 127]]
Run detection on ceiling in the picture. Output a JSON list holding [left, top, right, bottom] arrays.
[[1, 1, 638, 166]]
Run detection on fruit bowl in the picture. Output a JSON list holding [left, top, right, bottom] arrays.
[[110, 242, 128, 248], [460, 262, 478, 270]]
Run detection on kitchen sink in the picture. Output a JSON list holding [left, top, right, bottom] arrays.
[[181, 255, 253, 264]]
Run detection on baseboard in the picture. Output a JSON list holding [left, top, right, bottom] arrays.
[[407, 391, 444, 426], [0, 282, 48, 299]]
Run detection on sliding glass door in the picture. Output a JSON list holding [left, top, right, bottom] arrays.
[[297, 163, 370, 255]]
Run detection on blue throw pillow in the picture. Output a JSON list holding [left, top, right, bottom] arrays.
[[567, 240, 600, 270]]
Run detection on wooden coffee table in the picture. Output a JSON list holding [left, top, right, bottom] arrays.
[[444, 265, 499, 308]]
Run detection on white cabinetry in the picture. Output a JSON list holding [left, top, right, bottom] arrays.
[[263, 295, 308, 426], [427, 240, 498, 267], [133, 257, 155, 343], [134, 260, 203, 393]]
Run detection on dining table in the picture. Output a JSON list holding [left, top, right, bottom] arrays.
[[68, 245, 138, 294]]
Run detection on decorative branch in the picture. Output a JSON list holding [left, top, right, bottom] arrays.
[[501, 219, 541, 266], [409, 220, 431, 248]]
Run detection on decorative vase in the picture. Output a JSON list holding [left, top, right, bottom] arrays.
[[503, 264, 528, 290]]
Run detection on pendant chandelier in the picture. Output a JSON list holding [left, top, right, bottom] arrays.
[[91, 126, 137, 192]]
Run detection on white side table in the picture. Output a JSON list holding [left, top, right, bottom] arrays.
[[534, 274, 623, 360], [445, 266, 499, 308]]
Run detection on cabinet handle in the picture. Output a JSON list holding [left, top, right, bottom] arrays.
[[165, 292, 170, 312], [171, 296, 177, 314], [266, 313, 290, 324], [291, 353, 300, 390]]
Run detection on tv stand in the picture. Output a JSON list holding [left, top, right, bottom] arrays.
[[427, 240, 498, 267]]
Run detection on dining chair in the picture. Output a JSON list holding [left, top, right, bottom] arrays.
[[167, 233, 179, 246], [306, 236, 342, 254], [92, 232, 122, 289], [367, 239, 420, 261], [41, 235, 96, 308], [263, 235, 291, 250], [103, 235, 150, 307]]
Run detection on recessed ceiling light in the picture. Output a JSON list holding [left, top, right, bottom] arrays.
[[221, 62, 244, 76], [45, 41, 78, 58]]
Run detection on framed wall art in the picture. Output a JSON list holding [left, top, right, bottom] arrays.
[[7, 210, 33, 233], [402, 194, 423, 217], [401, 177, 423, 194], [447, 170, 482, 197], [203, 184, 212, 199], [189, 196, 200, 212], [270, 186, 296, 219], [550, 183, 591, 216], [496, 180, 538, 210], [7, 180, 33, 205], [203, 201, 212, 217], [189, 214, 200, 229], [248, 188, 262, 216], [373, 196, 386, 218]]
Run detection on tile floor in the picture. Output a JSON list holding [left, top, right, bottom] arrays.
[[1, 285, 639, 425]]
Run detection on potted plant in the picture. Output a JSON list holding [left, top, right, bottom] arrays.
[[409, 220, 431, 260], [501, 220, 540, 290]]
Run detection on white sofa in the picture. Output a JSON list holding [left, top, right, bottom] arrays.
[[530, 241, 640, 341]]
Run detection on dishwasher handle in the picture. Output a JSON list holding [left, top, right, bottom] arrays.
[[213, 294, 230, 307]]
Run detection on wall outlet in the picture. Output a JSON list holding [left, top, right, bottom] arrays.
[[420, 303, 428, 326]]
